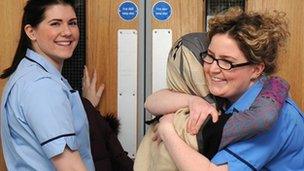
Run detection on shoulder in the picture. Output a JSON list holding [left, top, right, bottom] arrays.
[[4, 65, 64, 102], [8, 66, 69, 105], [281, 98, 303, 121], [15, 63, 66, 92], [278, 97, 304, 135], [10, 63, 60, 89], [283, 98, 302, 114]]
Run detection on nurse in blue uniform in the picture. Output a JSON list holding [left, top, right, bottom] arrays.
[[0, 0, 94, 170], [146, 7, 304, 171]]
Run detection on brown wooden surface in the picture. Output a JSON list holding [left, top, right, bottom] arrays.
[[0, 1, 26, 170], [247, 0, 304, 110], [0, 0, 25, 101], [86, 0, 140, 115], [151, 0, 205, 42]]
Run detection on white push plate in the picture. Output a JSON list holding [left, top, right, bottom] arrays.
[[117, 29, 138, 158], [152, 29, 172, 92]]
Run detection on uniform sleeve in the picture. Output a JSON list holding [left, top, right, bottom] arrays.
[[212, 134, 278, 171], [212, 101, 299, 171], [21, 77, 78, 159], [219, 76, 289, 149]]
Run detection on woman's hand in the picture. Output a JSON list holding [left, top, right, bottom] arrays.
[[187, 96, 219, 135], [82, 66, 104, 107], [158, 113, 175, 140], [152, 113, 175, 144]]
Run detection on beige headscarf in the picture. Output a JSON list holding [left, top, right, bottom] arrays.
[[134, 33, 213, 171]]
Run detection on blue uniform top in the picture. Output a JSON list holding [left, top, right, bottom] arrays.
[[1, 49, 95, 170], [212, 78, 304, 171]]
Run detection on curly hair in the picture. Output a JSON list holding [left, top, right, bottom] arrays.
[[208, 7, 289, 74]]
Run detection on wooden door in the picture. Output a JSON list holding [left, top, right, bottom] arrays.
[[247, 0, 304, 110], [86, 0, 140, 115], [147, 0, 205, 93], [87, 0, 141, 157], [150, 0, 205, 42]]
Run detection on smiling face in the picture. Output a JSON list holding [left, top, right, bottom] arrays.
[[203, 34, 264, 102], [25, 4, 79, 70]]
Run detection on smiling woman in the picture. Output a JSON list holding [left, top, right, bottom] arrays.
[[0, 0, 94, 170], [144, 7, 304, 171], [24, 4, 79, 70], [203, 33, 265, 102]]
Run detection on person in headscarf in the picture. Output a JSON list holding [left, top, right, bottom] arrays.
[[134, 32, 289, 171]]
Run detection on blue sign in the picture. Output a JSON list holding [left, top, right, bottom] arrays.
[[118, 1, 138, 21], [152, 1, 172, 21]]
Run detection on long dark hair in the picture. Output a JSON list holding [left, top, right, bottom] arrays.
[[0, 0, 76, 79]]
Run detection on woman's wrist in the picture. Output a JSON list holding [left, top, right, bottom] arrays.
[[158, 122, 175, 140], [187, 95, 203, 106]]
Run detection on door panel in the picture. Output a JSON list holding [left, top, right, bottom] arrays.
[[147, 0, 205, 105], [87, 0, 140, 115], [151, 0, 205, 42]]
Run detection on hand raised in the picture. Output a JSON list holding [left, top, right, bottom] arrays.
[[82, 66, 104, 107]]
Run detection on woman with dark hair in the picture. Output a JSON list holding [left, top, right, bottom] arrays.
[[1, 0, 94, 170]]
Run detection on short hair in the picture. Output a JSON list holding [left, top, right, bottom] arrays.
[[208, 7, 289, 74]]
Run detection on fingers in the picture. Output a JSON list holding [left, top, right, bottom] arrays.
[[187, 107, 219, 135], [81, 67, 104, 107], [91, 69, 97, 90], [92, 84, 104, 107], [186, 119, 191, 133], [82, 66, 86, 88], [83, 66, 90, 88], [209, 107, 219, 123], [96, 84, 105, 98], [192, 113, 212, 135], [193, 112, 207, 134], [187, 110, 200, 134]]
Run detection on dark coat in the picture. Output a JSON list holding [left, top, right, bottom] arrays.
[[81, 98, 133, 171]]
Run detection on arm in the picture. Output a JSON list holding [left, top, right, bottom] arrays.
[[144, 89, 192, 115], [158, 114, 227, 171], [145, 89, 219, 134], [22, 78, 94, 170], [219, 76, 289, 148], [52, 147, 87, 171], [197, 76, 289, 159]]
